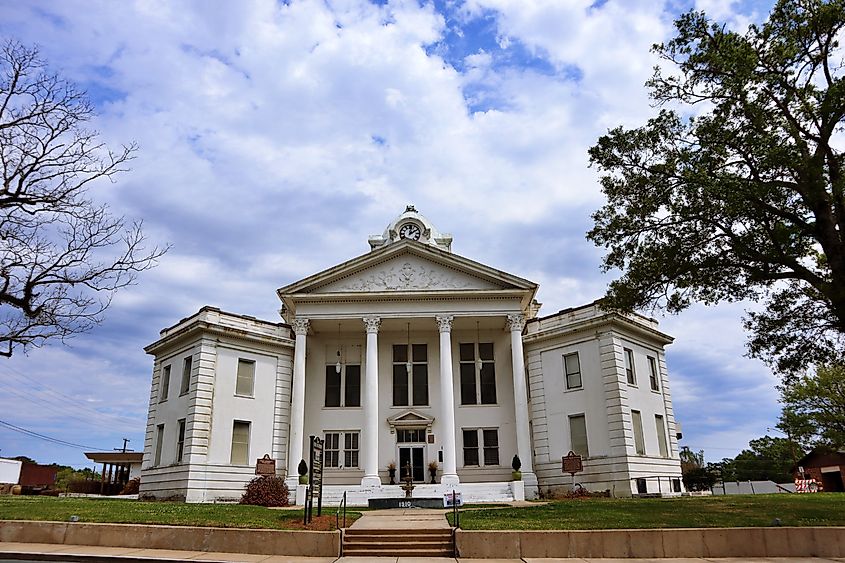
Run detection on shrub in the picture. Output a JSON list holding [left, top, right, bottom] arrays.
[[511, 455, 521, 471], [240, 476, 290, 507], [121, 477, 140, 495]]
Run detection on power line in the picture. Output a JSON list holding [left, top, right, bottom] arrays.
[[0, 419, 105, 451]]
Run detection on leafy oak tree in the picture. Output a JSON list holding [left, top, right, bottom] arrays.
[[588, 0, 845, 374], [0, 40, 166, 356], [778, 364, 845, 448]]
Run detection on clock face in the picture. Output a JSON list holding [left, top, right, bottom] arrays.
[[399, 223, 422, 240]]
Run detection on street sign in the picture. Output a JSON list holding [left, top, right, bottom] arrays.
[[305, 436, 325, 524], [255, 454, 275, 476], [562, 451, 583, 474]]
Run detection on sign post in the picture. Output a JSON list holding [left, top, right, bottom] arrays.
[[562, 450, 583, 490], [305, 436, 324, 524]]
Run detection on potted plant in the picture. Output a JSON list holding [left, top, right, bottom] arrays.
[[388, 462, 397, 485], [297, 459, 308, 485], [511, 454, 522, 481], [428, 461, 438, 484]]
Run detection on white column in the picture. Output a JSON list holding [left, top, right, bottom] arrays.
[[286, 317, 309, 487], [436, 314, 459, 485], [508, 313, 537, 490], [362, 316, 381, 486]]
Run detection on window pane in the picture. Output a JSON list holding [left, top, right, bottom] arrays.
[[392, 364, 408, 406], [231, 421, 250, 465], [460, 363, 477, 405], [159, 366, 171, 402], [180, 356, 192, 394], [154, 424, 164, 465], [412, 364, 428, 405], [478, 342, 494, 361], [412, 343, 427, 362], [324, 432, 340, 467], [345, 365, 361, 407], [462, 430, 479, 466], [480, 363, 497, 404], [565, 352, 582, 389], [655, 415, 668, 457], [236, 359, 255, 396], [624, 349, 636, 385], [648, 357, 660, 391], [632, 410, 645, 455], [325, 366, 341, 407], [176, 419, 186, 462], [483, 428, 499, 466], [569, 415, 589, 457], [393, 344, 408, 363], [459, 343, 475, 362]]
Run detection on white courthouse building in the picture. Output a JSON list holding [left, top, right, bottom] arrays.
[[140, 207, 684, 503]]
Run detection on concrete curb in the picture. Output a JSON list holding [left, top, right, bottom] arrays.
[[0, 521, 339, 557], [455, 527, 845, 559]]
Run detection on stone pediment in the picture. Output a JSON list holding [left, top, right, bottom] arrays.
[[387, 410, 435, 433], [313, 254, 502, 293]]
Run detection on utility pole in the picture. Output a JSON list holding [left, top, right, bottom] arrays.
[[113, 438, 130, 453]]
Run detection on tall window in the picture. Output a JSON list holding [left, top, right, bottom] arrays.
[[159, 365, 171, 402], [230, 421, 250, 465], [323, 431, 359, 468], [236, 359, 255, 396], [392, 344, 428, 406], [179, 356, 192, 395], [648, 356, 660, 391], [624, 348, 636, 385], [459, 343, 496, 405], [655, 415, 669, 457], [564, 352, 581, 390], [569, 414, 589, 457], [154, 424, 164, 465], [325, 364, 361, 407], [462, 428, 499, 466], [631, 410, 645, 455], [176, 419, 186, 462]]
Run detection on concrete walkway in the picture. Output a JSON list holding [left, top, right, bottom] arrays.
[[348, 509, 451, 530]]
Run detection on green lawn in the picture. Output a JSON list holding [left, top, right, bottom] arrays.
[[0, 497, 358, 530], [448, 494, 845, 530]]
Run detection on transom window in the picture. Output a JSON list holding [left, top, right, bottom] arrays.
[[397, 428, 426, 443], [323, 431, 360, 468], [392, 344, 428, 406], [459, 342, 496, 405]]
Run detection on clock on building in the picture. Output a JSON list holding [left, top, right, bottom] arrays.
[[398, 223, 422, 240]]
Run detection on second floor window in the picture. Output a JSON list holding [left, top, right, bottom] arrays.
[[460, 343, 496, 404], [392, 344, 428, 406], [325, 345, 361, 407], [564, 352, 581, 390], [648, 356, 660, 391], [180, 355, 192, 395]]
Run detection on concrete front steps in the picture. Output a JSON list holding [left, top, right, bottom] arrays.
[[342, 528, 454, 557], [295, 480, 522, 506]]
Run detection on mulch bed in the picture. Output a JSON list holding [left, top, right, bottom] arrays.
[[284, 514, 340, 531]]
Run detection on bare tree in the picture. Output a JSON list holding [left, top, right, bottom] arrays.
[[0, 39, 167, 357]]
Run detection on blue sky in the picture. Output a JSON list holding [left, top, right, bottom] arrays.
[[0, 0, 780, 468]]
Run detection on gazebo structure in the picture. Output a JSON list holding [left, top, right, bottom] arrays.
[[84, 452, 143, 495]]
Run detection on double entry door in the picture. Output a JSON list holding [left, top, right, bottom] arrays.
[[398, 446, 425, 483]]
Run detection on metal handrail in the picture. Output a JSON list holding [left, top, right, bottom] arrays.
[[336, 490, 347, 530], [452, 489, 459, 558]]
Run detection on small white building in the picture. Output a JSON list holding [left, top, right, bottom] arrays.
[[140, 208, 683, 503]]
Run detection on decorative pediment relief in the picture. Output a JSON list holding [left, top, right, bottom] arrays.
[[386, 409, 435, 433], [314, 254, 501, 293]]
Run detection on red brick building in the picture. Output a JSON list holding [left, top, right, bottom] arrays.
[[793, 449, 845, 492]]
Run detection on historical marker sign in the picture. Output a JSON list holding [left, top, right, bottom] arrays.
[[255, 454, 275, 476], [562, 450, 583, 474]]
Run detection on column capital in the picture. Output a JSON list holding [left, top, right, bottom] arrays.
[[506, 313, 526, 332], [291, 317, 310, 336], [362, 316, 381, 334], [435, 315, 454, 333]]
